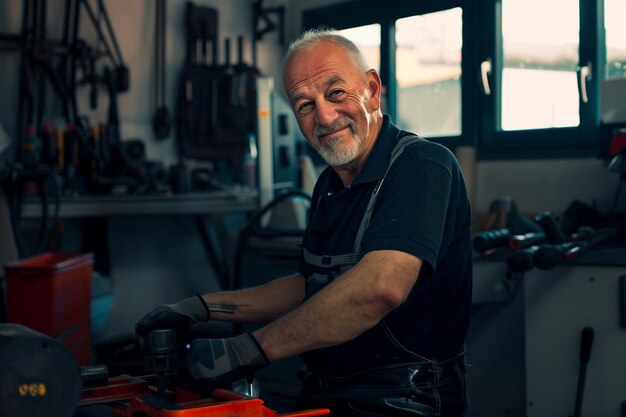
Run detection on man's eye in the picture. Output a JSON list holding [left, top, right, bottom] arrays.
[[329, 89, 345, 97], [297, 102, 313, 114]]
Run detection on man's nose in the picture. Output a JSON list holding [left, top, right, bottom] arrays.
[[314, 100, 338, 126]]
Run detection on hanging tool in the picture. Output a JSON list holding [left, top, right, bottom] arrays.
[[152, 0, 171, 139], [252, 0, 285, 68], [80, 0, 130, 92]]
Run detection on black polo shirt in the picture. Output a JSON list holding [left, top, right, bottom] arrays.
[[299, 115, 473, 375]]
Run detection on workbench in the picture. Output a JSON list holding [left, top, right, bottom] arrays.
[[467, 248, 626, 417], [19, 190, 259, 218], [16, 190, 260, 344]]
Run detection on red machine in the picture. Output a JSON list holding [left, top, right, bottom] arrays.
[[78, 373, 328, 417]]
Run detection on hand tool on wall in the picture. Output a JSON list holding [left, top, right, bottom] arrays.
[[473, 228, 512, 252], [506, 245, 541, 273], [152, 0, 171, 139], [252, 0, 285, 68], [508, 231, 547, 250], [563, 227, 618, 261], [571, 327, 594, 417], [533, 227, 619, 270], [176, 2, 219, 160], [80, 0, 130, 92], [532, 242, 580, 270]]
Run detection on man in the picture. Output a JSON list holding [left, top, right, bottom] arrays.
[[137, 29, 473, 417]]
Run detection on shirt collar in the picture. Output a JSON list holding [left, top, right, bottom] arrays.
[[351, 114, 401, 185], [318, 115, 402, 193]]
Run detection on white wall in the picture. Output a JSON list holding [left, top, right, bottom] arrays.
[[475, 158, 624, 220]]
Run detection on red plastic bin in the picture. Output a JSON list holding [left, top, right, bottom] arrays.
[[4, 252, 94, 365]]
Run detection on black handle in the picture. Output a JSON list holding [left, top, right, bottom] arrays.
[[580, 327, 594, 363], [534, 211, 566, 243], [473, 228, 511, 252], [573, 327, 594, 417]]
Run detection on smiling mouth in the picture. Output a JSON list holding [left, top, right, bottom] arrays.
[[319, 126, 349, 140]]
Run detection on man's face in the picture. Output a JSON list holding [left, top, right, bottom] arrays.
[[284, 41, 381, 168]]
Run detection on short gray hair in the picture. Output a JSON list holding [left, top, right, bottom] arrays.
[[283, 27, 369, 73]]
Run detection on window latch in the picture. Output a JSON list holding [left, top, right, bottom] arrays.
[[578, 61, 593, 104], [480, 58, 492, 96]]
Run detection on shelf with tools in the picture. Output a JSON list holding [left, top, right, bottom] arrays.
[[18, 190, 259, 219], [475, 245, 626, 267]]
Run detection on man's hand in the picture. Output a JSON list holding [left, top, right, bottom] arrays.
[[184, 332, 269, 386], [135, 295, 210, 339]]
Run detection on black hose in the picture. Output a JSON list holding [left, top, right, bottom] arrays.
[[5, 167, 60, 257], [232, 190, 311, 291]]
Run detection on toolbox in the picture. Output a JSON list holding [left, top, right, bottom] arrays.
[[5, 252, 94, 365]]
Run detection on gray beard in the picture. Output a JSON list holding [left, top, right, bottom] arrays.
[[316, 134, 362, 167]]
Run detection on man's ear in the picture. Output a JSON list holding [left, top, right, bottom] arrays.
[[366, 69, 383, 110]]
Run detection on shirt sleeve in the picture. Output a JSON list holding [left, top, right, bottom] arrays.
[[360, 142, 455, 275]]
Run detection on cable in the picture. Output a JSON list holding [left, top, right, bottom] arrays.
[[609, 175, 624, 215], [4, 166, 60, 258]]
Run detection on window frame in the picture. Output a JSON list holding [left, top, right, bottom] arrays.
[[302, 0, 479, 150], [302, 0, 607, 159], [478, 0, 604, 159]]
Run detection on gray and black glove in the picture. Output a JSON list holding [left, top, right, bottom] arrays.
[[184, 332, 269, 386], [135, 294, 210, 340]]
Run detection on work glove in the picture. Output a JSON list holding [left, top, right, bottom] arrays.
[[135, 294, 210, 340], [184, 332, 269, 387]]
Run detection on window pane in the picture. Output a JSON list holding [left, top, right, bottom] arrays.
[[605, 0, 626, 80], [339, 24, 380, 72], [395, 9, 462, 138], [501, 0, 579, 130]]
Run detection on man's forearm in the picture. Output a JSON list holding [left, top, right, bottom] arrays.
[[201, 274, 305, 323], [253, 250, 421, 362]]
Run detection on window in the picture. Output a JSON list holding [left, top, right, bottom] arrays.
[[339, 24, 381, 72], [478, 0, 601, 154], [501, 0, 579, 131], [395, 9, 462, 137], [303, 0, 612, 158], [605, 0, 626, 80]]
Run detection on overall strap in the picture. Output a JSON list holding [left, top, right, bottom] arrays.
[[302, 248, 360, 268], [352, 134, 426, 254], [303, 134, 425, 269]]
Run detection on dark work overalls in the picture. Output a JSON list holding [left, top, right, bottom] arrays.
[[297, 135, 468, 417]]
